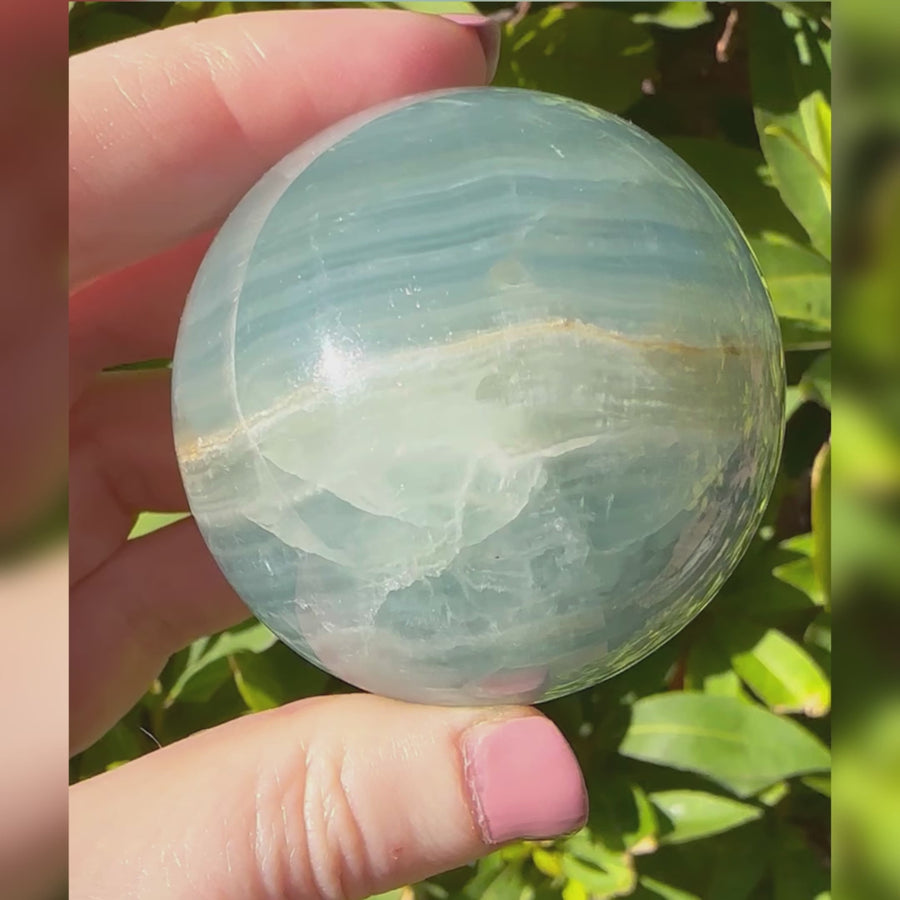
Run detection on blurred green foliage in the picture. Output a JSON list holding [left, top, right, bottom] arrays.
[[69, 3, 841, 898], [832, 2, 900, 899]]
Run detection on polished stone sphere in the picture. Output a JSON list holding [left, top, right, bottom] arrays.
[[172, 87, 784, 706]]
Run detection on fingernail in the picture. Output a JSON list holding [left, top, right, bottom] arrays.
[[463, 716, 588, 845], [441, 14, 501, 83]]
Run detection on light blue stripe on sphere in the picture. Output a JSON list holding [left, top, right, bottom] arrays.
[[172, 88, 784, 705]]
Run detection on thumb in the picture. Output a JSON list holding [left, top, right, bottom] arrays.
[[70, 694, 588, 900]]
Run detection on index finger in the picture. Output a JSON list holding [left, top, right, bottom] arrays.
[[69, 8, 494, 288]]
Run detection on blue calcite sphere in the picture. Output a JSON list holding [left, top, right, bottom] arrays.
[[172, 87, 784, 706]]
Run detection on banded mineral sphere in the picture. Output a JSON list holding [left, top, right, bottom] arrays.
[[172, 87, 784, 706]]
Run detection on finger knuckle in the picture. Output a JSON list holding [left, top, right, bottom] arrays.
[[251, 738, 377, 900]]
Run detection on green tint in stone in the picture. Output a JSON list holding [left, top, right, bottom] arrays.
[[172, 88, 784, 705]]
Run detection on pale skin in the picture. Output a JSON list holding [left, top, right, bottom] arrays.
[[69, 10, 587, 899]]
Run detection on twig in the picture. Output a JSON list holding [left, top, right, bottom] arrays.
[[489, 1, 531, 26], [510, 1, 532, 26], [139, 726, 162, 750], [716, 6, 739, 63]]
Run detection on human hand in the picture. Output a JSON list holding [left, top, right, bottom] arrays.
[[69, 10, 587, 899]]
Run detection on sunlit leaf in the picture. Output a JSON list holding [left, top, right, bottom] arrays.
[[811, 442, 831, 606], [650, 790, 761, 844], [72, 712, 150, 779], [773, 556, 825, 606], [634, 876, 700, 900], [799, 352, 831, 408], [494, 6, 655, 114], [128, 510, 189, 539], [802, 773, 831, 797], [832, 397, 900, 494], [462, 853, 530, 900], [664, 138, 807, 245], [750, 6, 832, 257], [231, 643, 329, 712], [531, 848, 563, 879], [633, 2, 712, 30], [559, 836, 635, 899], [751, 238, 830, 330], [367, 888, 412, 900], [756, 780, 789, 807], [780, 532, 814, 556], [804, 611, 831, 677], [165, 620, 277, 706], [684, 632, 750, 701], [728, 626, 831, 716], [562, 880, 589, 900], [620, 693, 830, 796]]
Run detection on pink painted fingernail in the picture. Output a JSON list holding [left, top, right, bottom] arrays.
[[441, 14, 501, 83], [463, 716, 588, 845]]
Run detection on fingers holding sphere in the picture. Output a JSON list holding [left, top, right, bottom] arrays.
[[71, 695, 587, 900]]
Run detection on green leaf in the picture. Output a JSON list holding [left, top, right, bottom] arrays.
[[209, 621, 278, 655], [619, 693, 831, 797], [165, 620, 277, 706], [69, 8, 153, 54], [751, 238, 830, 332], [562, 881, 588, 900], [161, 2, 211, 26], [563, 831, 636, 893], [650, 790, 761, 844], [72, 712, 150, 779], [833, 397, 900, 494], [772, 822, 831, 900], [231, 652, 283, 713], [715, 550, 820, 620], [810, 442, 831, 606], [801, 773, 831, 797], [494, 6, 655, 114], [531, 848, 563, 879], [684, 632, 750, 701], [769, 2, 832, 22], [663, 138, 808, 246], [832, 486, 900, 595], [634, 877, 700, 900], [462, 854, 530, 900], [799, 352, 831, 408], [705, 824, 770, 900], [728, 626, 831, 717], [104, 357, 172, 373], [750, 6, 832, 257], [128, 511, 189, 540], [779, 532, 814, 556], [778, 319, 831, 352], [772, 554, 825, 606], [757, 780, 790, 807], [586, 776, 659, 854], [804, 611, 831, 676], [155, 675, 249, 746], [785, 385, 805, 420], [559, 844, 635, 899], [168, 656, 231, 705], [231, 642, 329, 712], [633, 2, 712, 30], [366, 889, 409, 900]]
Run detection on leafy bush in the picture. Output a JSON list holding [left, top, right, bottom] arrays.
[[70, 3, 832, 898]]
